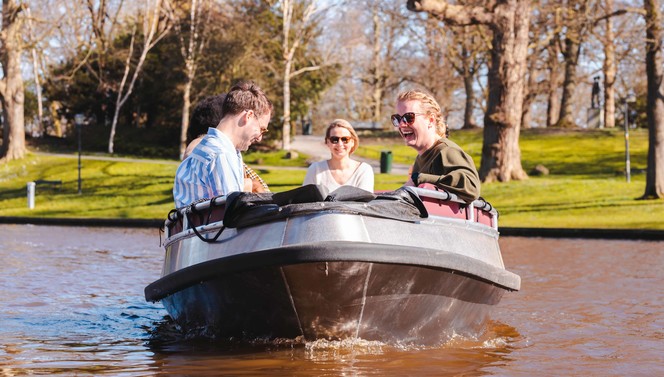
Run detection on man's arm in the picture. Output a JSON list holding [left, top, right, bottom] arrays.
[[244, 164, 270, 193]]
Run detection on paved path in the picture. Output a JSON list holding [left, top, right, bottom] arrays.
[[291, 134, 410, 175]]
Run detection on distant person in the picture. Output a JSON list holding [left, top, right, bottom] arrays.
[[183, 94, 270, 193], [392, 89, 480, 203], [303, 119, 374, 192], [173, 81, 273, 208], [591, 76, 601, 109]]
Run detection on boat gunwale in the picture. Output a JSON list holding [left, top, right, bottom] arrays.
[[162, 186, 500, 246], [161, 208, 500, 249]]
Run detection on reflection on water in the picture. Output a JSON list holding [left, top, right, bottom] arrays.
[[1, 225, 662, 376]]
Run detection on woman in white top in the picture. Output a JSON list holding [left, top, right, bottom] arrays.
[[303, 119, 374, 192]]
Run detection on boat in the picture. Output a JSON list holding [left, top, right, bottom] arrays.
[[144, 184, 521, 346]]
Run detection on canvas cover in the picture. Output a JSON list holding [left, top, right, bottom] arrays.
[[222, 185, 428, 229]]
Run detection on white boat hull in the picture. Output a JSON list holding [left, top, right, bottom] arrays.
[[146, 186, 520, 345]]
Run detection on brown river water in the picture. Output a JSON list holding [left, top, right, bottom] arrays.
[[0, 224, 662, 376]]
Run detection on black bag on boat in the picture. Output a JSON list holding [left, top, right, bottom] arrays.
[[222, 186, 428, 230], [325, 185, 376, 202]]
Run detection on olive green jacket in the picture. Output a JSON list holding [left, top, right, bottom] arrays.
[[412, 138, 481, 203]]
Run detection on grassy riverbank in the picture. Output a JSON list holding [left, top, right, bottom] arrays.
[[1, 128, 662, 229]]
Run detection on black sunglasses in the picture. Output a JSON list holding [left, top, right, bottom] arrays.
[[328, 136, 351, 144], [391, 112, 426, 127]]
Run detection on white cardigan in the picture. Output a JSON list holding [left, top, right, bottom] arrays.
[[303, 160, 375, 192]]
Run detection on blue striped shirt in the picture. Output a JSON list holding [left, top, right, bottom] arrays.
[[173, 128, 244, 208]]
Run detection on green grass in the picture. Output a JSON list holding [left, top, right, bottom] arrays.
[[1, 127, 662, 229], [0, 155, 176, 219], [242, 150, 309, 167], [356, 128, 648, 176]]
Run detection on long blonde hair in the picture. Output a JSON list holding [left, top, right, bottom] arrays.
[[324, 119, 360, 154], [397, 90, 448, 138]]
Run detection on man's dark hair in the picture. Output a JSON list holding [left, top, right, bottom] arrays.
[[188, 94, 226, 143], [222, 80, 273, 118]]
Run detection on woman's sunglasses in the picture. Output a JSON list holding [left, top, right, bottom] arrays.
[[328, 136, 351, 144], [391, 112, 426, 127]]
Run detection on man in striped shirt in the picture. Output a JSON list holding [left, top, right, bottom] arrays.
[[173, 81, 273, 208], [183, 94, 270, 193]]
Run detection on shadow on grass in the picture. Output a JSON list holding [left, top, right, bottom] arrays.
[[498, 197, 653, 215]]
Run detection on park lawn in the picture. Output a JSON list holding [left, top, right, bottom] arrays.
[[0, 155, 178, 219], [242, 150, 309, 167], [0, 154, 406, 219], [356, 127, 649, 175], [480, 174, 662, 229], [1, 127, 662, 229]]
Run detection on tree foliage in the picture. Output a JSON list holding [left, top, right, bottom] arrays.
[[42, 0, 337, 157], [5, 0, 663, 199]]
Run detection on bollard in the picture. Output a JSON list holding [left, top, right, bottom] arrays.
[[27, 181, 36, 209], [380, 150, 393, 174]]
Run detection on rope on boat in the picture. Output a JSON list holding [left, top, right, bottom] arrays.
[[475, 197, 493, 213], [186, 200, 226, 243], [167, 209, 179, 223]]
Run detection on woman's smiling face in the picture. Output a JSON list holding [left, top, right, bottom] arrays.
[[395, 100, 438, 154], [326, 126, 354, 159]]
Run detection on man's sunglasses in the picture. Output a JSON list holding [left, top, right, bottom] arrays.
[[328, 136, 351, 144], [391, 112, 426, 127]]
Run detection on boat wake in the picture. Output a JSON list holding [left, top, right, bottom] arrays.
[[146, 316, 520, 355]]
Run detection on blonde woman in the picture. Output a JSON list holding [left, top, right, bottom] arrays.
[[392, 89, 480, 203], [303, 119, 374, 192]]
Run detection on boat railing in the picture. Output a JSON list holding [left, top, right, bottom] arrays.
[[165, 196, 228, 239], [163, 185, 498, 240], [410, 184, 498, 231]]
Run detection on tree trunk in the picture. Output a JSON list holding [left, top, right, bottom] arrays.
[[179, 77, 192, 159], [281, 0, 293, 151], [31, 48, 44, 127], [174, 0, 207, 159], [107, 0, 169, 154], [642, 0, 664, 199], [480, 0, 529, 182], [108, 27, 137, 154], [556, 36, 582, 128], [546, 39, 561, 127], [282, 64, 292, 150], [371, 5, 383, 123], [521, 104, 532, 130], [26, 6, 43, 128], [406, 0, 529, 182], [462, 72, 477, 129], [556, 0, 590, 129], [603, 0, 616, 128], [546, 87, 560, 127], [279, 0, 320, 150], [461, 34, 478, 129], [521, 52, 538, 129], [0, 0, 26, 162]]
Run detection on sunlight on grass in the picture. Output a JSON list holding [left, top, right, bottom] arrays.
[[1, 128, 661, 230], [243, 150, 309, 167]]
